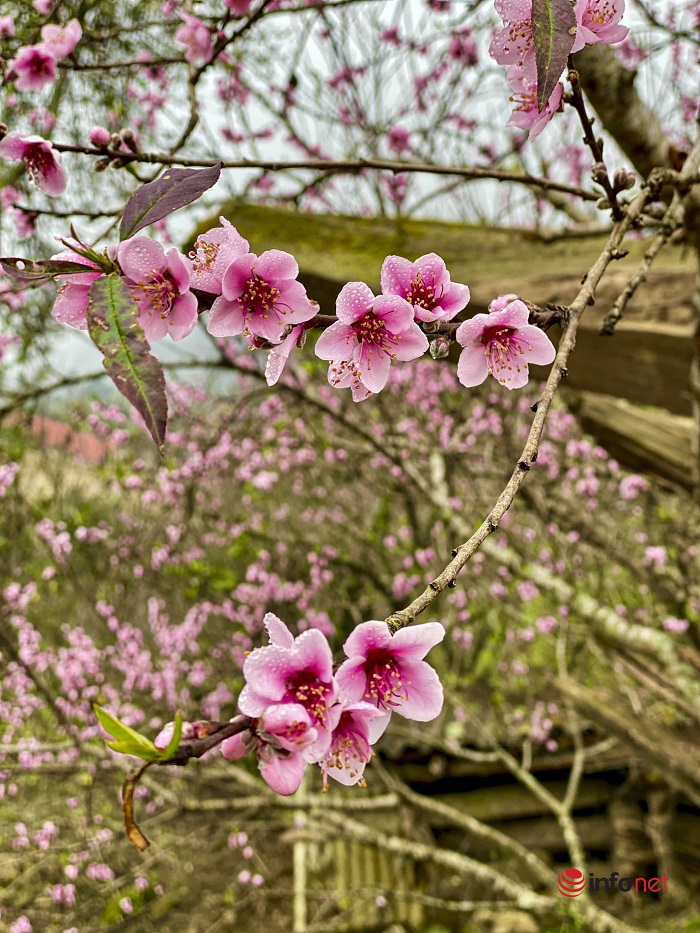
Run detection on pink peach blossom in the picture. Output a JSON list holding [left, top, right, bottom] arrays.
[[221, 703, 318, 795], [117, 236, 198, 342], [489, 0, 585, 82], [455, 297, 556, 389], [9, 46, 58, 92], [174, 12, 214, 64], [188, 217, 249, 294], [315, 282, 428, 395], [89, 126, 112, 147], [207, 250, 318, 343], [579, 0, 628, 45], [321, 702, 388, 788], [380, 252, 470, 323], [225, 0, 254, 13], [0, 16, 15, 38], [237, 613, 338, 761], [506, 65, 563, 140], [40, 19, 82, 59], [336, 620, 445, 726], [0, 133, 67, 196]]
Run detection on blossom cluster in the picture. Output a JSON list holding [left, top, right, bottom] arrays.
[[156, 613, 445, 795], [5, 18, 82, 93], [490, 0, 629, 138]]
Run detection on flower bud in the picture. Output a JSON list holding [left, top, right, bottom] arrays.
[[89, 125, 111, 148], [590, 161, 608, 184], [429, 335, 451, 359], [595, 197, 611, 211], [613, 168, 636, 191], [94, 157, 111, 172]]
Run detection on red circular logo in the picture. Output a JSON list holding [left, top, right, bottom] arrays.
[[558, 867, 586, 897]]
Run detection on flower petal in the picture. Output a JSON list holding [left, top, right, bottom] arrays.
[[457, 345, 489, 388], [391, 621, 445, 660], [336, 281, 374, 324], [314, 322, 356, 361], [207, 295, 245, 337], [254, 249, 299, 282], [393, 659, 444, 721], [118, 237, 165, 280], [380, 255, 413, 297]]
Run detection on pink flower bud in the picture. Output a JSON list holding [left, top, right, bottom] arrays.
[[89, 126, 111, 147]]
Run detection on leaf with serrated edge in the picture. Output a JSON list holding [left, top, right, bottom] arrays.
[[119, 163, 221, 241], [0, 257, 98, 285], [105, 741, 162, 761], [532, 0, 577, 112], [86, 274, 168, 453], [94, 704, 157, 748], [162, 711, 183, 759]]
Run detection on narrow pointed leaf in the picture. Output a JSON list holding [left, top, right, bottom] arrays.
[[119, 163, 222, 241], [0, 257, 98, 285], [105, 741, 162, 761], [94, 704, 156, 748], [86, 274, 168, 453], [532, 0, 577, 111], [162, 711, 183, 759]]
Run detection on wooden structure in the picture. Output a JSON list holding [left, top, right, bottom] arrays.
[[189, 203, 697, 488]]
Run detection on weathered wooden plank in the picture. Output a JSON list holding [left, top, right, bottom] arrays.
[[189, 203, 696, 416], [567, 389, 694, 486]]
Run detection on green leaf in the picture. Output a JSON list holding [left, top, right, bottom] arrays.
[[105, 741, 162, 761], [119, 163, 222, 241], [531, 0, 577, 112], [94, 704, 156, 748], [162, 711, 183, 759], [86, 274, 168, 453]]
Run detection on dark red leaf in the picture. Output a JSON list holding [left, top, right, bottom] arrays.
[[119, 163, 222, 241], [0, 257, 98, 285]]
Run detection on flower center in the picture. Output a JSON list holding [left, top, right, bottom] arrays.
[[239, 275, 281, 318], [363, 649, 408, 709], [133, 270, 178, 317], [325, 717, 370, 781], [585, 1, 614, 26], [190, 239, 218, 273], [404, 272, 441, 310], [286, 672, 331, 726], [25, 145, 53, 185]]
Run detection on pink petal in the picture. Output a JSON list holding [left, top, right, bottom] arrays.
[[457, 345, 489, 388], [275, 280, 317, 323], [259, 750, 305, 795], [253, 249, 298, 282], [380, 255, 413, 297], [391, 323, 429, 361], [437, 282, 470, 318], [355, 342, 391, 393], [490, 351, 531, 389], [336, 281, 374, 324], [207, 295, 245, 337], [165, 249, 192, 292], [488, 300, 530, 329], [518, 325, 556, 365], [393, 659, 444, 721], [52, 284, 91, 330], [413, 252, 448, 289], [455, 313, 490, 348], [138, 308, 169, 343], [265, 325, 304, 387], [293, 629, 334, 683], [239, 646, 291, 711], [335, 657, 370, 704], [221, 254, 256, 300], [168, 291, 199, 340], [314, 322, 356, 362], [371, 295, 415, 333], [342, 620, 391, 660], [118, 237, 166, 280], [391, 621, 445, 661], [264, 612, 294, 648], [220, 732, 252, 761]]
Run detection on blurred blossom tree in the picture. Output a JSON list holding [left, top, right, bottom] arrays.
[[0, 1, 699, 931]]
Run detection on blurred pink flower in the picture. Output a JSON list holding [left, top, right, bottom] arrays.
[[0, 133, 67, 196], [174, 12, 214, 63], [380, 252, 470, 323], [0, 16, 15, 38], [315, 282, 428, 395], [207, 250, 317, 343], [40, 19, 82, 58], [117, 236, 199, 341], [336, 620, 445, 726], [9, 46, 58, 91], [225, 0, 254, 13], [455, 297, 555, 389]]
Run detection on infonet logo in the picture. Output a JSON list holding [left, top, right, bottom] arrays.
[[557, 868, 669, 897]]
